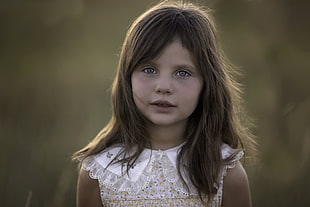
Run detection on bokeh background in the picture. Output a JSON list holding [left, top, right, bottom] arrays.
[[1, 0, 309, 206]]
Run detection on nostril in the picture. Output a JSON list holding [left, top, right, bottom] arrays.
[[156, 87, 172, 94]]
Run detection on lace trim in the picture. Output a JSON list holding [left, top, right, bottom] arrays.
[[222, 150, 244, 176], [82, 151, 196, 195], [82, 156, 148, 193]]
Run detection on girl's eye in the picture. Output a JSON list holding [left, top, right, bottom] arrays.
[[142, 67, 156, 74], [176, 70, 191, 77]]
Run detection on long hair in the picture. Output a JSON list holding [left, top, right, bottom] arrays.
[[73, 0, 255, 202]]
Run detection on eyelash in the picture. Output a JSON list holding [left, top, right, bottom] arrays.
[[141, 67, 192, 77], [176, 70, 191, 77], [142, 67, 156, 74]]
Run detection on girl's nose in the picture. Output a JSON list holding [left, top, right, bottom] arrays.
[[155, 76, 173, 94]]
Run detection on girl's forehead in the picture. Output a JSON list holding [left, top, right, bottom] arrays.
[[144, 36, 196, 62]]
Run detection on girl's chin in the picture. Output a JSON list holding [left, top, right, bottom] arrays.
[[146, 119, 187, 128]]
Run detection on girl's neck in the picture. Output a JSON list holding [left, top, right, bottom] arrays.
[[147, 123, 186, 150]]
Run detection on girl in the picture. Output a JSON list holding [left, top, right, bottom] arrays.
[[73, 1, 255, 206]]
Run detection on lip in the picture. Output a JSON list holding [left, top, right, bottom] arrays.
[[150, 100, 176, 107]]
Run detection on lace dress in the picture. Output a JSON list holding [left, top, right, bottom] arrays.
[[82, 143, 243, 207]]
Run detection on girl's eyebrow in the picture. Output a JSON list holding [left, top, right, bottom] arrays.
[[175, 64, 196, 70], [138, 61, 158, 67]]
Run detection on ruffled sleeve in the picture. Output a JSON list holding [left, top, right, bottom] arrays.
[[221, 143, 244, 176]]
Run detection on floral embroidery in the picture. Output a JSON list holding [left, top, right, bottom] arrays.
[[107, 151, 115, 159]]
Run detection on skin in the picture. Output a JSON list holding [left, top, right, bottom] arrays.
[[131, 37, 203, 150], [222, 162, 252, 207], [76, 169, 102, 207]]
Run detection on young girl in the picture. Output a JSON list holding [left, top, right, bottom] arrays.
[[73, 1, 255, 206]]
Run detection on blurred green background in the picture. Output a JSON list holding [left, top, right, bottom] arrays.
[[1, 0, 309, 206]]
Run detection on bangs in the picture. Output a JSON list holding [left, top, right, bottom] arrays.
[[128, 6, 203, 71]]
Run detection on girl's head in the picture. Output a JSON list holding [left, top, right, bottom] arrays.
[[113, 1, 239, 148]]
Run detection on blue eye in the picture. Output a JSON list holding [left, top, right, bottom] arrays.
[[176, 70, 191, 77], [142, 67, 156, 74]]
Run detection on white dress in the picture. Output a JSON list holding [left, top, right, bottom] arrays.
[[82, 143, 243, 207]]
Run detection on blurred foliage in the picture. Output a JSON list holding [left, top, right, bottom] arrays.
[[0, 0, 309, 206]]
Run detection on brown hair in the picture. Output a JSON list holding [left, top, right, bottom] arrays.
[[73, 0, 255, 202]]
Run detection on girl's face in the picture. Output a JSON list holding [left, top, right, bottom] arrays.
[[131, 38, 203, 129]]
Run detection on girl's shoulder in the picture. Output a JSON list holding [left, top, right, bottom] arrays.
[[221, 144, 251, 206]]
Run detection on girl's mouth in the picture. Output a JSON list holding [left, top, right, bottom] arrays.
[[151, 100, 176, 107]]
